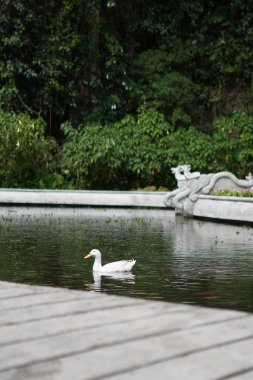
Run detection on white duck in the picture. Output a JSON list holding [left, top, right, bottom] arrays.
[[84, 249, 136, 273]]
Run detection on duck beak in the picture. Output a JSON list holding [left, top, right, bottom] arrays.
[[84, 252, 92, 259]]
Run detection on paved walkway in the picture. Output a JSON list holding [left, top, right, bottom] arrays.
[[0, 281, 253, 380]]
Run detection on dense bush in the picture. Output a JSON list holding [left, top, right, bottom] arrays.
[[165, 110, 253, 180], [165, 127, 213, 173], [0, 110, 60, 188], [61, 107, 172, 189], [61, 107, 253, 190], [0, 107, 252, 190], [211, 110, 253, 177]]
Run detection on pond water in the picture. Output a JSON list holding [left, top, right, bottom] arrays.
[[0, 207, 253, 312]]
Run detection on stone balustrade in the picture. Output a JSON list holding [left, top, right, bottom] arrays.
[[165, 165, 253, 221]]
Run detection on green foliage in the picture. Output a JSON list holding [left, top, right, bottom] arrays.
[[61, 106, 253, 190], [216, 189, 253, 198], [134, 49, 198, 124], [0, 0, 105, 127], [212, 110, 253, 176], [165, 127, 213, 173], [0, 106, 252, 190], [1, 1, 253, 189], [163, 110, 253, 179], [1, 0, 253, 131], [135, 185, 168, 192], [61, 107, 172, 189], [0, 110, 59, 188]]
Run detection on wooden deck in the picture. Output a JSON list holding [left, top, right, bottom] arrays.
[[1, 281, 253, 380]]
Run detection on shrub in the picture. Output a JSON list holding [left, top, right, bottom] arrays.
[[216, 189, 253, 197], [165, 126, 213, 173], [0, 110, 59, 188], [61, 107, 253, 190], [212, 110, 253, 177], [61, 107, 173, 189], [165, 110, 253, 180]]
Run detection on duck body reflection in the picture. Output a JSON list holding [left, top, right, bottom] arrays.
[[87, 271, 136, 291]]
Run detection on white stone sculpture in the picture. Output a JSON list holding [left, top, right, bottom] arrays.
[[165, 165, 253, 216]]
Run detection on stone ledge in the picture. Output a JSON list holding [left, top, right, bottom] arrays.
[[193, 195, 253, 224], [0, 189, 168, 208]]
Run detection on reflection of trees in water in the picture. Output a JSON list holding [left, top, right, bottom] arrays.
[[172, 218, 253, 278], [0, 221, 63, 286], [167, 216, 253, 311]]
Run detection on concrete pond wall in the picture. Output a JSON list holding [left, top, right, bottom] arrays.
[[0, 166, 252, 224], [0, 188, 167, 208], [193, 195, 253, 224]]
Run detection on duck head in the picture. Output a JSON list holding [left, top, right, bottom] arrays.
[[84, 249, 101, 260]]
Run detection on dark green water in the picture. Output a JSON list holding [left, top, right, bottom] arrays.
[[1, 207, 253, 312]]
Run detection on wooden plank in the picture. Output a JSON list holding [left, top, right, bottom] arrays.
[[0, 304, 168, 346], [0, 281, 64, 302], [220, 369, 253, 380], [0, 286, 50, 299], [0, 301, 247, 346], [0, 281, 253, 380], [0, 281, 22, 288], [0, 295, 145, 326], [0, 281, 245, 327], [116, 339, 253, 380], [0, 289, 99, 312], [0, 313, 252, 378], [0, 281, 59, 292]]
